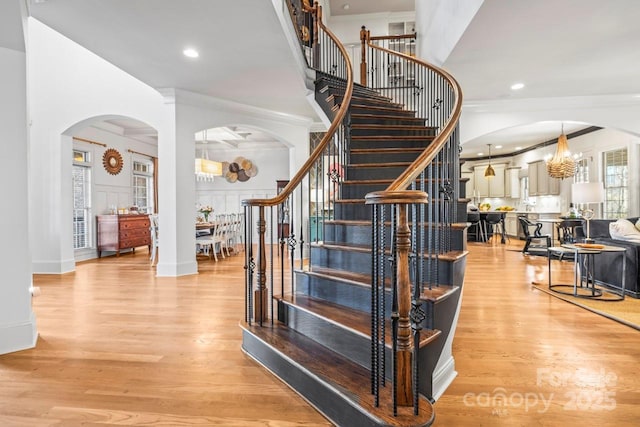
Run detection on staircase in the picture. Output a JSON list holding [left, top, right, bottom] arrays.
[[241, 74, 467, 426]]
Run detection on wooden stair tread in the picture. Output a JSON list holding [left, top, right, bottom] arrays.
[[420, 285, 460, 303], [241, 322, 435, 426], [351, 124, 436, 131], [350, 113, 424, 121], [351, 135, 435, 141], [349, 162, 413, 168], [324, 219, 470, 230], [350, 104, 417, 114], [351, 148, 423, 154], [278, 294, 441, 348], [314, 242, 468, 262]]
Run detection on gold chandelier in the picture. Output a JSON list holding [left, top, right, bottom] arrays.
[[546, 124, 576, 179]]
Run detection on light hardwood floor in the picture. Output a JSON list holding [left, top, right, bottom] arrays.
[[1, 242, 639, 426]]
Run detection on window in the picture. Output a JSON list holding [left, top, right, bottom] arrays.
[[603, 148, 628, 219], [72, 150, 92, 249], [574, 158, 589, 184], [133, 160, 154, 213]]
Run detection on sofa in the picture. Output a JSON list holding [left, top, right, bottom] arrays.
[[575, 217, 640, 298]]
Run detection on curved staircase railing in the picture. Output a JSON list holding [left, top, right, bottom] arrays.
[[360, 27, 464, 414], [241, 3, 464, 424], [242, 2, 353, 324]]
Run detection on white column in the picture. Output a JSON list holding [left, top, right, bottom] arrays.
[[155, 90, 198, 276], [0, 45, 37, 354]]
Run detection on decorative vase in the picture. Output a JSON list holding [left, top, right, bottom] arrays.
[[203, 212, 209, 222]]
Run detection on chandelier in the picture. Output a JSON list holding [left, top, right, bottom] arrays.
[[546, 124, 576, 179], [195, 129, 223, 182]]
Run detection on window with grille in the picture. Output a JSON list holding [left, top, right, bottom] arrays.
[[603, 148, 628, 219], [72, 150, 91, 249], [133, 160, 154, 213]]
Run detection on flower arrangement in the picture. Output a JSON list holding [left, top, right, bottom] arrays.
[[199, 205, 213, 222]]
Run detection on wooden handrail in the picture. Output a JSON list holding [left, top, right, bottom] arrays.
[[242, 4, 353, 207], [362, 43, 462, 200], [369, 33, 416, 41]]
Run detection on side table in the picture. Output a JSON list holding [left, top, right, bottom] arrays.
[[546, 244, 625, 301]]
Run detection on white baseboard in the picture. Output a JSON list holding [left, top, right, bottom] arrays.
[[32, 258, 75, 274], [432, 355, 457, 401], [0, 312, 38, 355], [156, 260, 198, 277]]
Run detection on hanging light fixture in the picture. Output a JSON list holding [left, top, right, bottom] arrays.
[[484, 143, 495, 178], [195, 129, 223, 182], [546, 123, 576, 179]]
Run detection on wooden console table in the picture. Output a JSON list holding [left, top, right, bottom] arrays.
[[97, 214, 151, 257]]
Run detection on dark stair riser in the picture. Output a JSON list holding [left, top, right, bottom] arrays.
[[310, 246, 459, 286], [342, 182, 392, 199], [347, 165, 409, 180], [351, 138, 433, 150], [351, 116, 427, 126], [241, 329, 388, 427], [349, 151, 423, 164], [323, 222, 467, 252], [351, 127, 435, 137], [334, 202, 373, 221], [279, 299, 375, 370], [350, 105, 418, 117], [278, 296, 443, 388]]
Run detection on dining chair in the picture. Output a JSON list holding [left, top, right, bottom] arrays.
[[518, 215, 551, 254], [196, 221, 227, 261]]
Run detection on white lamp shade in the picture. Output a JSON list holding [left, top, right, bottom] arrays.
[[572, 182, 605, 204]]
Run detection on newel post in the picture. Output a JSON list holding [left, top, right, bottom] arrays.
[[365, 190, 428, 409], [395, 203, 413, 406], [360, 25, 368, 86]]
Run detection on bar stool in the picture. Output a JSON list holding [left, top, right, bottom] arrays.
[[467, 211, 486, 242], [485, 212, 507, 244]]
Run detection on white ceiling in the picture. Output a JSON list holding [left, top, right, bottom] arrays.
[[445, 0, 640, 157], [18, 1, 640, 156]]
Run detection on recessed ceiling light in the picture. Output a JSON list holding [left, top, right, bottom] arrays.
[[511, 82, 525, 90], [477, 152, 484, 156], [515, 146, 522, 150], [183, 48, 199, 58], [495, 145, 503, 149]]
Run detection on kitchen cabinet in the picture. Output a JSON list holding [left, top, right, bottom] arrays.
[[97, 214, 151, 257], [504, 167, 521, 198], [474, 164, 505, 198], [528, 161, 560, 196]]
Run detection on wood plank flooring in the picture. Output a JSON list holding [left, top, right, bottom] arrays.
[[1, 242, 639, 426]]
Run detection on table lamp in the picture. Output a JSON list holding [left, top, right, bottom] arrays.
[[572, 182, 605, 242]]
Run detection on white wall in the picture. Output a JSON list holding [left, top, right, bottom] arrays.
[[27, 18, 170, 274], [0, 45, 37, 354], [415, 0, 484, 67], [196, 146, 290, 215]]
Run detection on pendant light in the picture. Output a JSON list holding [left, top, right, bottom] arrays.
[[546, 123, 576, 179], [484, 143, 495, 178]]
